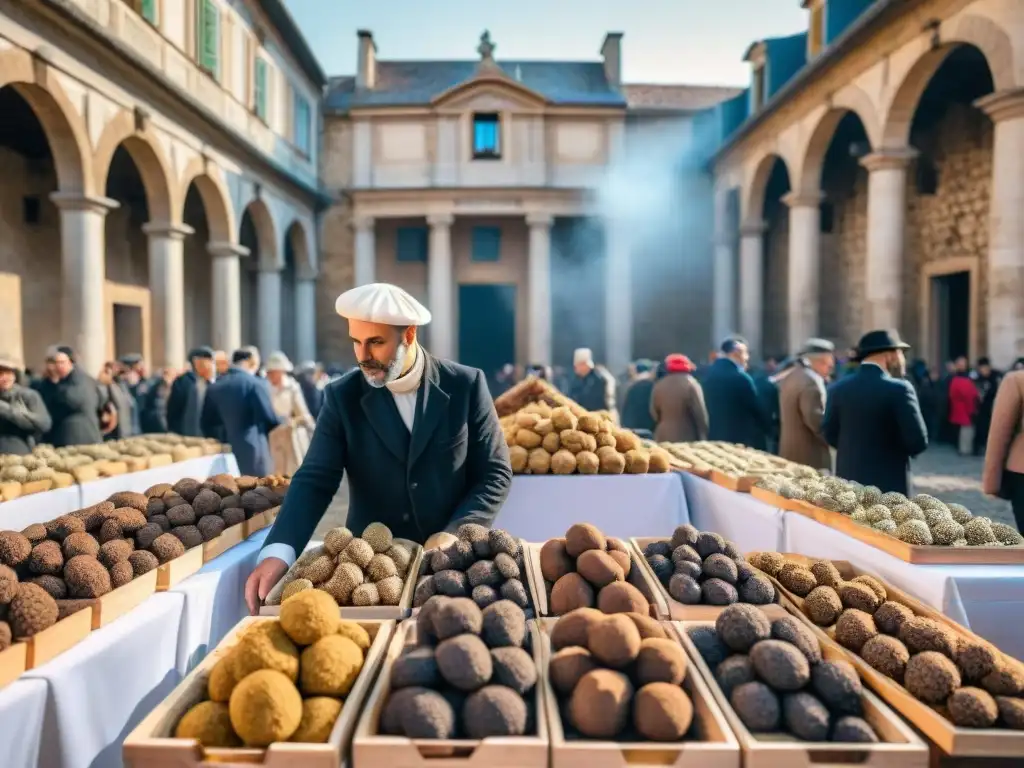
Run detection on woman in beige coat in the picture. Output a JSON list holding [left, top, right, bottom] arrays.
[[650, 354, 709, 443], [265, 352, 315, 475], [981, 369, 1024, 530]]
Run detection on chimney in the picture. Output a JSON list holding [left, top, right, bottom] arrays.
[[600, 32, 622, 88], [357, 30, 376, 89]]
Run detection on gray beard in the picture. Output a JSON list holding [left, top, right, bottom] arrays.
[[362, 342, 409, 389]]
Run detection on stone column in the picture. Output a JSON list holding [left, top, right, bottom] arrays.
[[208, 242, 249, 353], [526, 213, 553, 365], [604, 221, 633, 374], [712, 233, 735, 346], [50, 192, 118, 377], [143, 222, 193, 369], [294, 275, 317, 363], [257, 266, 282, 354], [427, 213, 454, 359], [783, 192, 822, 353], [353, 216, 376, 287], [977, 88, 1024, 367], [860, 148, 916, 330], [738, 220, 766, 357]]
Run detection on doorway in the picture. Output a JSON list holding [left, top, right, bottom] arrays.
[[113, 304, 144, 359], [458, 284, 516, 391], [931, 271, 970, 363]]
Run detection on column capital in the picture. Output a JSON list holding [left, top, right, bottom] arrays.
[[427, 212, 454, 227], [142, 221, 195, 239], [974, 88, 1024, 122], [781, 191, 823, 208], [526, 212, 554, 228], [49, 192, 119, 214], [739, 219, 767, 237], [207, 241, 250, 259], [352, 214, 375, 233], [859, 147, 918, 172]]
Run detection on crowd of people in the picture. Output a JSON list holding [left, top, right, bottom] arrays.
[[0, 344, 331, 477]]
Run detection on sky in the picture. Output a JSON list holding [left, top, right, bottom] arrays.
[[282, 0, 807, 87]]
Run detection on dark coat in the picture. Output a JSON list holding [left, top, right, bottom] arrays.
[[650, 373, 708, 443], [702, 358, 771, 450], [34, 368, 105, 447], [139, 376, 170, 434], [296, 372, 324, 420], [103, 380, 136, 440], [167, 371, 209, 437], [200, 367, 280, 476], [620, 377, 656, 433], [823, 364, 929, 495], [0, 385, 52, 455], [568, 368, 616, 413], [264, 353, 513, 553], [755, 374, 781, 449]]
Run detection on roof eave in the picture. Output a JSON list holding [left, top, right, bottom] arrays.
[[257, 0, 327, 87]]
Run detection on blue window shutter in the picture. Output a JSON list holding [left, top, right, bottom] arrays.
[[396, 227, 427, 262], [471, 227, 501, 262], [472, 114, 500, 156], [254, 58, 268, 119]]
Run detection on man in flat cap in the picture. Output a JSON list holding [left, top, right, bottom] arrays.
[[777, 338, 835, 470], [823, 330, 928, 494], [245, 282, 513, 613]]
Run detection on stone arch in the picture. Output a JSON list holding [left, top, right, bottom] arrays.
[[743, 151, 792, 221], [796, 86, 878, 195], [0, 48, 92, 194], [239, 198, 279, 269], [93, 110, 174, 223], [881, 14, 1015, 148], [285, 218, 315, 277], [178, 158, 235, 243]]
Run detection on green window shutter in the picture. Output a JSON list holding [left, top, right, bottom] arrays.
[[254, 58, 268, 120], [140, 0, 157, 23], [294, 93, 310, 154], [198, 0, 220, 78]]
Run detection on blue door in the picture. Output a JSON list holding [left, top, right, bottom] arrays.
[[458, 284, 516, 389]]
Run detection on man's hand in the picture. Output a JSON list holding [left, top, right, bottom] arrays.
[[423, 532, 458, 552], [245, 557, 289, 615]]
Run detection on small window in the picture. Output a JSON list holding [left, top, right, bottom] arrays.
[[293, 92, 311, 155], [396, 227, 428, 262], [196, 0, 220, 79], [472, 113, 501, 159], [254, 58, 268, 120], [471, 227, 502, 262]]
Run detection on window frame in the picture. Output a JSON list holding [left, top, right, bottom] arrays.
[[293, 91, 312, 157], [471, 113, 502, 160], [196, 0, 221, 81]]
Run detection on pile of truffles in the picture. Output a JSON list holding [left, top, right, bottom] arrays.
[[175, 590, 371, 746], [549, 608, 694, 741], [541, 524, 650, 616], [688, 605, 880, 742], [756, 474, 1022, 549], [787, 567, 1024, 730], [502, 402, 672, 475], [381, 595, 536, 739], [644, 525, 776, 607], [269, 524, 412, 608], [413, 525, 530, 610], [659, 441, 800, 478]]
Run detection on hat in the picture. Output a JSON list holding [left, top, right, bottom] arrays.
[[855, 330, 910, 360], [119, 353, 143, 367], [0, 353, 21, 371], [664, 354, 696, 374], [335, 283, 431, 326], [265, 352, 293, 373], [188, 346, 215, 360], [801, 338, 835, 355], [573, 348, 593, 366]]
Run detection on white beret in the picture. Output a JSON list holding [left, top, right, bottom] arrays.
[[335, 283, 432, 326], [573, 347, 593, 365]]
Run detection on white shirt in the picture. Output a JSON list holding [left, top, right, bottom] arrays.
[[258, 346, 426, 568]]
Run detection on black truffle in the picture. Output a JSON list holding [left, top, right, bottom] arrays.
[[644, 541, 673, 559], [646, 554, 673, 584], [750, 639, 810, 691], [731, 681, 780, 732], [192, 489, 222, 518], [433, 597, 483, 640], [715, 604, 771, 652], [770, 616, 822, 665], [703, 554, 738, 584], [197, 515, 226, 541], [811, 660, 863, 716], [783, 692, 830, 741], [490, 646, 537, 695], [472, 585, 499, 609], [463, 685, 528, 738], [831, 716, 878, 743], [695, 531, 725, 558], [686, 625, 730, 668], [381, 687, 456, 738], [481, 600, 526, 648], [135, 523, 163, 550], [668, 573, 702, 604], [171, 525, 203, 550], [436, 634, 492, 691], [391, 647, 440, 689], [27, 540, 63, 576], [701, 578, 738, 606], [499, 579, 530, 609], [715, 654, 755, 698], [434, 570, 469, 598]]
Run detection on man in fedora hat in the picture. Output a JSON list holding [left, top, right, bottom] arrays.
[[777, 338, 835, 471], [823, 330, 929, 494]]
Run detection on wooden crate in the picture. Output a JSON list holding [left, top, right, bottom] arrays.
[[537, 618, 741, 768], [123, 616, 394, 768], [19, 478, 53, 496], [789, 614, 1024, 757], [411, 539, 535, 616], [675, 620, 928, 768], [244, 511, 269, 538], [749, 486, 806, 512], [352, 618, 549, 768], [0, 481, 22, 501], [0, 642, 27, 690], [709, 470, 762, 493], [523, 542, 659, 619], [261, 545, 423, 621], [24, 607, 92, 668], [157, 546, 205, 591], [202, 522, 245, 562], [791, 501, 1024, 564], [629, 538, 788, 622], [94, 567, 159, 628]]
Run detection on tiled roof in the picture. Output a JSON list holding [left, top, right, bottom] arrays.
[[325, 60, 628, 111], [622, 84, 745, 112]]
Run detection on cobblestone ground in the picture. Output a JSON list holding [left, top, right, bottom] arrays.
[[309, 444, 1018, 538]]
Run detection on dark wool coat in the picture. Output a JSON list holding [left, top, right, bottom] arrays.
[[34, 368, 105, 447], [264, 352, 512, 552], [823, 364, 929, 495], [702, 358, 771, 450], [0, 385, 52, 455], [201, 367, 280, 476]]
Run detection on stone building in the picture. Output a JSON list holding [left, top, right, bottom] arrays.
[[0, 0, 324, 376], [712, 0, 1024, 369], [319, 29, 737, 377]]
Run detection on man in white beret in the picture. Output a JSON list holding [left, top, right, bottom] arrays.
[[245, 282, 513, 613]]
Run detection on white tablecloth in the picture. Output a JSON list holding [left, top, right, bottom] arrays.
[[0, 485, 81, 531], [172, 528, 267, 674], [78, 453, 240, 506], [784, 513, 1024, 661], [492, 473, 688, 540], [0, 678, 48, 767], [680, 473, 786, 554]]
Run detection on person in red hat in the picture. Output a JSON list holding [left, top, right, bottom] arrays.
[[650, 353, 709, 442]]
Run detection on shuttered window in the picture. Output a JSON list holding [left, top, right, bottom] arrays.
[[197, 0, 220, 79], [139, 0, 158, 23], [254, 58, 268, 120], [294, 92, 311, 155]]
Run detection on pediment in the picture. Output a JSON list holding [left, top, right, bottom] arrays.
[[432, 73, 547, 113]]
